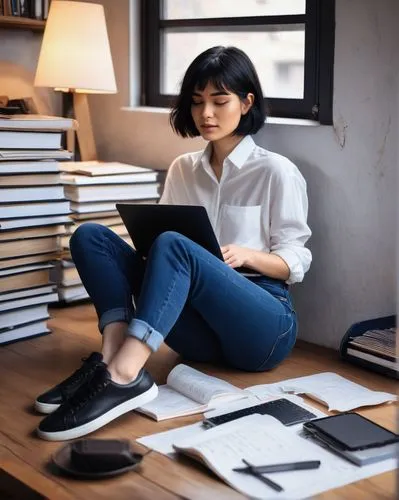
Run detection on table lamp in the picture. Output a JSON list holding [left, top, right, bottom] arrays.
[[34, 0, 117, 161]]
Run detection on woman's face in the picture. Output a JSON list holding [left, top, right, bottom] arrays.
[[191, 82, 253, 141]]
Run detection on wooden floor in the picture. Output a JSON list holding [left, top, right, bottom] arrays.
[[0, 303, 397, 499]]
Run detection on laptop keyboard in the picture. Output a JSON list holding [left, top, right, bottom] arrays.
[[206, 398, 317, 427]]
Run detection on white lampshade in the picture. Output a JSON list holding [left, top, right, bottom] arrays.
[[34, 1, 117, 94]]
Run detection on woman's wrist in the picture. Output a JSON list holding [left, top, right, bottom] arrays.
[[244, 249, 290, 280], [243, 248, 258, 269]]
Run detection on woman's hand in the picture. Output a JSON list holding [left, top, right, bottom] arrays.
[[221, 244, 291, 280], [221, 244, 252, 269]]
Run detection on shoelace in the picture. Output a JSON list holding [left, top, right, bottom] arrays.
[[66, 371, 110, 415], [60, 357, 101, 392]]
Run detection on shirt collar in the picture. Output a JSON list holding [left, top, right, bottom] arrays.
[[194, 135, 256, 171]]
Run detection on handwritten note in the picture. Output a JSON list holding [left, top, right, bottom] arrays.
[[173, 414, 397, 499]]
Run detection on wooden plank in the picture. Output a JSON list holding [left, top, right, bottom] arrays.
[[0, 16, 45, 31], [0, 439, 75, 500], [0, 303, 396, 499], [0, 430, 178, 500]]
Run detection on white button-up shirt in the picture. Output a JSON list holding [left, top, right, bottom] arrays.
[[159, 135, 312, 284]]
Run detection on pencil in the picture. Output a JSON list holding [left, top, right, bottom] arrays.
[[241, 459, 284, 492]]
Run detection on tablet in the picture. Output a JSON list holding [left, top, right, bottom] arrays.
[[303, 412, 399, 451]]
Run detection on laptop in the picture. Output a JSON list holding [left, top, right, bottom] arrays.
[[116, 203, 224, 260]]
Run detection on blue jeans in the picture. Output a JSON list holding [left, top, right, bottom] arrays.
[[70, 223, 297, 372]]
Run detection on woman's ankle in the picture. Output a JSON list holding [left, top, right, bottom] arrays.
[[107, 363, 140, 385], [101, 321, 128, 364], [107, 336, 152, 384]]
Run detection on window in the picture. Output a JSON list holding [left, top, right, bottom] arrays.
[[141, 0, 335, 124]]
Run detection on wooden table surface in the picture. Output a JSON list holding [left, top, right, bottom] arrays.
[[0, 304, 397, 499]]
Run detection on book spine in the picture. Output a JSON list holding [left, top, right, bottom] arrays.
[[346, 348, 398, 369], [19, 0, 30, 17], [3, 0, 11, 16], [42, 0, 49, 19], [10, 0, 19, 16], [33, 0, 42, 18], [347, 343, 396, 362]]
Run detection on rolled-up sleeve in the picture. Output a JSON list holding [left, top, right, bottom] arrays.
[[269, 169, 312, 284]]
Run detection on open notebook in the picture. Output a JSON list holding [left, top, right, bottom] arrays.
[[172, 414, 397, 500], [136, 364, 247, 421], [137, 368, 396, 422]]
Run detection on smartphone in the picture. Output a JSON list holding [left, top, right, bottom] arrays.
[[303, 412, 399, 451]]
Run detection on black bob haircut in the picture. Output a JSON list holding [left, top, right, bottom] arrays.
[[170, 46, 266, 138]]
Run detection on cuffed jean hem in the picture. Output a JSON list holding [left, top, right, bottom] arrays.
[[98, 307, 133, 333], [126, 318, 164, 352]]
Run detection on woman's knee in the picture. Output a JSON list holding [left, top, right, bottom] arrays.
[[151, 231, 188, 253], [70, 222, 109, 254]]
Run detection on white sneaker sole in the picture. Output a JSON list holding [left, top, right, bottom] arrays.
[[36, 383, 158, 441], [34, 400, 60, 414]]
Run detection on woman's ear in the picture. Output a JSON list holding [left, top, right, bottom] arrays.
[[241, 93, 254, 115]]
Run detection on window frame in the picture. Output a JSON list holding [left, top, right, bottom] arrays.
[[141, 0, 335, 124]]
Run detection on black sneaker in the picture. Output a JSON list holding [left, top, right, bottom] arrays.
[[37, 365, 158, 441], [34, 352, 105, 414]]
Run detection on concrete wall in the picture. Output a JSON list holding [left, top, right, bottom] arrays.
[[1, 0, 397, 350], [91, 0, 399, 349], [259, 0, 398, 348], [0, 29, 60, 114]]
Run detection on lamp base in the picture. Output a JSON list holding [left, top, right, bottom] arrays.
[[62, 92, 78, 160], [61, 92, 97, 162], [73, 93, 98, 161]]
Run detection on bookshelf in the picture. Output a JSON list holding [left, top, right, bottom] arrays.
[[0, 15, 45, 31]]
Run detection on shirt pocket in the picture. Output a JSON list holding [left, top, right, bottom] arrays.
[[219, 204, 263, 248]]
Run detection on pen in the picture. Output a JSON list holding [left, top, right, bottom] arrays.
[[233, 459, 321, 474], [202, 419, 216, 428], [240, 459, 284, 493]]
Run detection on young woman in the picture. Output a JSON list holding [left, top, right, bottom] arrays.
[[35, 46, 311, 441]]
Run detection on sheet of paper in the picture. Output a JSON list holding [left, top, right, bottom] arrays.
[[61, 172, 156, 185], [173, 414, 397, 500], [59, 161, 102, 172], [136, 385, 206, 420], [59, 161, 153, 175], [136, 422, 205, 458], [244, 383, 287, 400], [246, 372, 397, 412], [168, 364, 246, 404], [136, 395, 325, 460]]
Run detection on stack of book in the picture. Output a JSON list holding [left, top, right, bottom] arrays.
[[54, 161, 164, 304], [1, 0, 51, 20], [346, 327, 397, 374], [0, 114, 74, 344]]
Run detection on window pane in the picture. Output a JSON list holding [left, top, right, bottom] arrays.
[[163, 0, 306, 19], [161, 28, 305, 99]]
